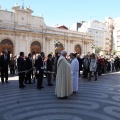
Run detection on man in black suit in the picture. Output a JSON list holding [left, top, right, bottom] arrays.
[[17, 52, 26, 88], [77, 54, 83, 78], [46, 54, 53, 86], [25, 53, 33, 84], [35, 54, 44, 90], [0, 50, 10, 84]]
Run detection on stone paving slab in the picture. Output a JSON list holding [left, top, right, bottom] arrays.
[[0, 72, 120, 120]]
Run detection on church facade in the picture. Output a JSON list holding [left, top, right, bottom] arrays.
[[0, 4, 93, 56]]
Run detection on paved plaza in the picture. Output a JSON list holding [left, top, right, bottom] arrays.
[[0, 72, 120, 120]]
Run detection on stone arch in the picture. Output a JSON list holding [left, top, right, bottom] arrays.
[[74, 44, 81, 54], [54, 42, 64, 53], [30, 41, 41, 54], [0, 39, 14, 54]]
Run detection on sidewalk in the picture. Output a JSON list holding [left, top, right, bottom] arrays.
[[0, 72, 120, 120]]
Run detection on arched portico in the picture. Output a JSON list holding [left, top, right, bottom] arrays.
[[30, 41, 41, 54], [0, 39, 13, 54], [54, 42, 64, 53], [74, 44, 81, 54]]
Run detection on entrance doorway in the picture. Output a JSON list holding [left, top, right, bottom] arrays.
[[0, 39, 13, 54], [74, 44, 81, 54], [30, 41, 41, 54], [54, 42, 63, 53]]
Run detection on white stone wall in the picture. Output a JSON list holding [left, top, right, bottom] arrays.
[[78, 20, 110, 52], [113, 17, 120, 53], [0, 5, 93, 56], [70, 23, 77, 31]]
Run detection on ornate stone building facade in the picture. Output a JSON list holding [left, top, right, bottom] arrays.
[[0, 4, 93, 56]]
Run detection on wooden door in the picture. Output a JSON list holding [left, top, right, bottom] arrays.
[[30, 41, 41, 54], [31, 46, 41, 54], [0, 39, 13, 54], [0, 44, 13, 54], [75, 45, 81, 54]]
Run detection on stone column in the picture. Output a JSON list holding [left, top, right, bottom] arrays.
[[64, 33, 67, 51], [67, 39, 70, 55], [42, 36, 46, 53], [50, 37, 55, 54], [86, 43, 88, 54], [14, 33, 17, 55], [46, 38, 49, 55], [26, 35, 29, 55], [69, 40, 73, 53], [82, 36, 85, 54]]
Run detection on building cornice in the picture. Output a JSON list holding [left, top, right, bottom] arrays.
[[0, 23, 93, 41]]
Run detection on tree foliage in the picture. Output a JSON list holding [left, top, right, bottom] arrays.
[[111, 49, 117, 55], [95, 46, 102, 54]]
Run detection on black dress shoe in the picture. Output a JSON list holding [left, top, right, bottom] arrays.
[[19, 85, 26, 88], [40, 86, 44, 88], [6, 81, 9, 83], [37, 88, 41, 90], [29, 82, 33, 84], [73, 91, 77, 94], [2, 82, 4, 84], [48, 84, 53, 86], [19, 86, 24, 89]]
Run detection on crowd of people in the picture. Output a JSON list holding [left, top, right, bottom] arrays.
[[0, 49, 120, 98]]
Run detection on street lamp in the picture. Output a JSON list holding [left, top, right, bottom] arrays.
[[91, 44, 95, 53]]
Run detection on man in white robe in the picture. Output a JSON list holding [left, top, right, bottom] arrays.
[[55, 50, 73, 98], [70, 53, 79, 93]]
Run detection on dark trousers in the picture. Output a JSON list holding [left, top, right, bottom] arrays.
[[89, 71, 97, 80], [102, 66, 105, 73], [10, 65, 15, 74], [1, 68, 8, 83], [47, 73, 52, 85], [19, 73, 25, 87], [83, 69, 89, 78], [25, 71, 32, 83], [37, 72, 43, 89], [31, 70, 33, 78], [107, 63, 111, 72], [10, 68, 15, 74], [78, 69, 81, 77], [98, 64, 101, 76]]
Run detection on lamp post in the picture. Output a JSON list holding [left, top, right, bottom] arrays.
[[91, 44, 95, 53]]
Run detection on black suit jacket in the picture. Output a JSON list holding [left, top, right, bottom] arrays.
[[17, 57, 26, 72], [0, 55, 10, 70], [26, 57, 32, 70], [46, 58, 52, 71], [77, 57, 83, 70], [35, 56, 44, 73]]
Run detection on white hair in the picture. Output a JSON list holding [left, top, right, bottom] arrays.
[[60, 50, 67, 56]]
